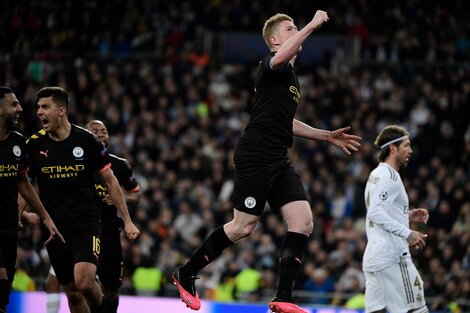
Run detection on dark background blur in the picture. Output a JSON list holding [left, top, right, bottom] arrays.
[[1, 0, 469, 311]]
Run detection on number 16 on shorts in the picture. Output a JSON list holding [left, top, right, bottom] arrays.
[[92, 235, 101, 259]]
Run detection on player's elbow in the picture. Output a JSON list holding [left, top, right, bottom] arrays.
[[366, 207, 382, 224], [270, 55, 288, 69]]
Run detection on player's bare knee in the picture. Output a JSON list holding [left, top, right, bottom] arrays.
[[229, 220, 256, 240], [65, 290, 82, 306], [291, 219, 313, 236], [74, 276, 96, 293], [303, 220, 314, 235], [240, 220, 257, 238]]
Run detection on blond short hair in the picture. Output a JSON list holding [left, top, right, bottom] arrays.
[[262, 13, 293, 49]]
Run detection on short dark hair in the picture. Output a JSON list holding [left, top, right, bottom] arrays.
[[375, 125, 409, 162], [0, 86, 13, 99], [37, 86, 70, 109]]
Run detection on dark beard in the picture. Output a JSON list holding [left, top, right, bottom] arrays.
[[5, 114, 18, 131]]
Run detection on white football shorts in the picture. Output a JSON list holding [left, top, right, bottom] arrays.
[[364, 256, 427, 313]]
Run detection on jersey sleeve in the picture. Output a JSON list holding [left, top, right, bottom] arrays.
[[265, 52, 289, 71], [90, 134, 111, 173], [25, 137, 37, 178], [18, 136, 29, 173], [367, 177, 411, 240], [116, 160, 139, 192]]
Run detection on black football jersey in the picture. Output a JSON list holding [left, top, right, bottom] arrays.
[[95, 153, 139, 224], [26, 124, 111, 232], [244, 52, 301, 150], [0, 131, 28, 233]]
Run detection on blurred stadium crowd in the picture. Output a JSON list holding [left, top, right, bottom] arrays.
[[1, 0, 469, 311]]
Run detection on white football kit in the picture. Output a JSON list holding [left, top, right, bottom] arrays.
[[363, 163, 426, 313]]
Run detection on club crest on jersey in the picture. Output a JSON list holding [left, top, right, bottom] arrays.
[[416, 293, 423, 303], [244, 196, 256, 209], [13, 145, 21, 157], [379, 191, 388, 201], [73, 146, 84, 158]]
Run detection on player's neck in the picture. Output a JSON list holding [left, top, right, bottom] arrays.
[[384, 159, 399, 172], [48, 121, 72, 141]]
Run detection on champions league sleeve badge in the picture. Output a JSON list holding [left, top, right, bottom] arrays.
[[379, 191, 388, 201]]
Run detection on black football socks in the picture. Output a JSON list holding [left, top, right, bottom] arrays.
[[276, 231, 308, 301], [181, 226, 233, 277]]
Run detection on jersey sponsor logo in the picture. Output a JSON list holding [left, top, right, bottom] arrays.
[[379, 191, 388, 201], [73, 146, 84, 158], [244, 196, 256, 209], [13, 145, 21, 157], [95, 183, 107, 197], [40, 150, 49, 157], [289, 85, 300, 103], [0, 164, 19, 177], [41, 164, 85, 179]]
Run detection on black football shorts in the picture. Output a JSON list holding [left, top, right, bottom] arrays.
[[232, 140, 308, 216], [45, 225, 100, 285]]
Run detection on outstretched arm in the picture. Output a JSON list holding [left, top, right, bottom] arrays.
[[271, 10, 329, 68], [293, 119, 361, 155]]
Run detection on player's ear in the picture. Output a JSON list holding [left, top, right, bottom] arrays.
[[58, 106, 67, 116], [270, 35, 279, 47]]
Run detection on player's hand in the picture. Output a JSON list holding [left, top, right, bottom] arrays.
[[327, 126, 362, 155], [409, 208, 429, 223], [407, 230, 427, 250], [43, 216, 66, 245], [310, 10, 329, 29], [124, 222, 140, 242], [103, 194, 115, 206]]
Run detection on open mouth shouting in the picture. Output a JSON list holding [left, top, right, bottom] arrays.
[[40, 117, 49, 129]]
